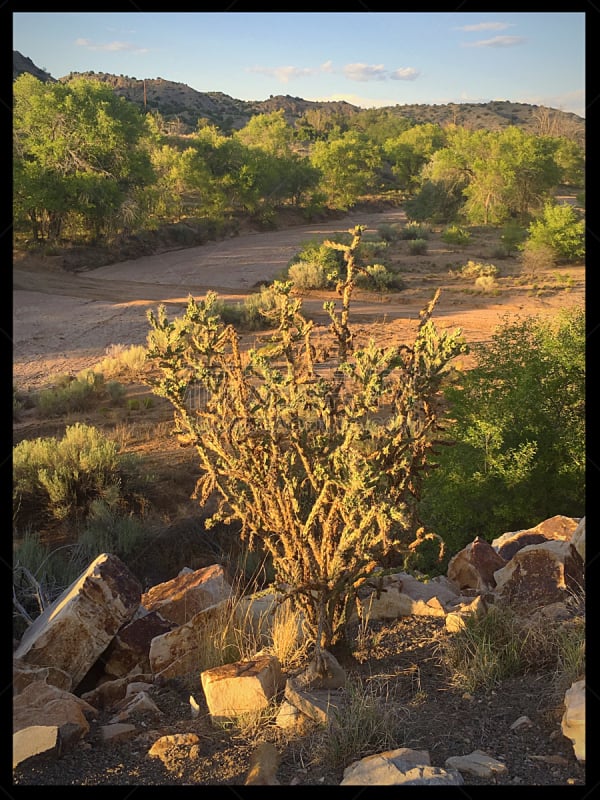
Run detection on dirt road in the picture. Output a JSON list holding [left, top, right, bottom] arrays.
[[13, 207, 584, 390]]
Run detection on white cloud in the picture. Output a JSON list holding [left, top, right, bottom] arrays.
[[389, 67, 420, 81], [343, 63, 388, 82], [75, 38, 148, 53], [248, 60, 419, 87], [463, 35, 525, 48], [247, 63, 332, 82], [455, 22, 513, 32]]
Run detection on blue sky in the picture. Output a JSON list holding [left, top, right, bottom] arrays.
[[13, 11, 586, 117]]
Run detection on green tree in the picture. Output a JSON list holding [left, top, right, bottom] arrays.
[[310, 131, 383, 209], [13, 74, 154, 242], [419, 307, 585, 555], [235, 110, 294, 157], [351, 108, 414, 145], [552, 136, 585, 187], [145, 227, 466, 667], [383, 123, 446, 192]]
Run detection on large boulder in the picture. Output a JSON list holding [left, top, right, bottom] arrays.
[[149, 599, 234, 681], [141, 564, 232, 626], [447, 537, 506, 593], [561, 679, 585, 762], [340, 748, 464, 785], [200, 654, 284, 724], [13, 681, 97, 745], [351, 572, 460, 621], [491, 516, 580, 560], [13, 553, 142, 690], [101, 610, 175, 679], [493, 540, 584, 608]]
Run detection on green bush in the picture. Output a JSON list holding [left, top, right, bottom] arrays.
[[288, 259, 334, 290], [354, 264, 404, 291], [407, 238, 428, 255], [33, 370, 104, 417], [106, 380, 127, 404], [459, 260, 499, 280], [419, 306, 585, 555], [404, 180, 465, 223], [500, 221, 527, 252], [13, 422, 144, 525], [377, 222, 402, 242], [442, 224, 471, 246], [76, 494, 150, 563], [399, 221, 431, 240], [526, 202, 585, 262], [288, 238, 344, 274]]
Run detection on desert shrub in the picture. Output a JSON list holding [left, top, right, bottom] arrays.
[[436, 604, 585, 694], [526, 201, 585, 262], [287, 238, 344, 275], [76, 492, 150, 563], [419, 306, 585, 554], [399, 221, 431, 240], [356, 238, 388, 265], [93, 344, 148, 379], [241, 285, 280, 328], [354, 263, 404, 291], [33, 370, 104, 416], [13, 530, 85, 633], [106, 380, 127, 403], [314, 676, 406, 770], [407, 238, 428, 255], [500, 220, 527, 252], [377, 222, 402, 242], [287, 259, 334, 290], [146, 225, 467, 669], [13, 387, 24, 420], [474, 275, 498, 292], [13, 422, 144, 525], [459, 260, 499, 280], [442, 224, 471, 246], [520, 241, 556, 275]]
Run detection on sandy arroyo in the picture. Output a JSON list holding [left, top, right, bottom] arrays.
[[13, 207, 584, 390]]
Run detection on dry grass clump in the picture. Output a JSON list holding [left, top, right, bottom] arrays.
[[434, 601, 585, 696]]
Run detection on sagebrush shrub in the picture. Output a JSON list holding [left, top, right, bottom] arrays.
[[94, 344, 148, 378], [287, 259, 333, 290], [13, 422, 142, 525], [408, 238, 428, 255], [442, 224, 471, 246], [400, 221, 430, 240]]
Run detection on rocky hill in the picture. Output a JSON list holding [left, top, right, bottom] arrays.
[[13, 50, 56, 83], [13, 50, 585, 145]]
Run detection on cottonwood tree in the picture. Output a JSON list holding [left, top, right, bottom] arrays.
[[13, 74, 153, 241], [145, 226, 466, 668]]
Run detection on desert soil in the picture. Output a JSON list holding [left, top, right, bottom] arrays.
[[13, 206, 584, 392], [12, 206, 586, 786]]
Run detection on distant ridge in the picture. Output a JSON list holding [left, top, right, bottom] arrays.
[[13, 51, 584, 146]]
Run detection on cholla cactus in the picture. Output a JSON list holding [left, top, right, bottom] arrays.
[[145, 225, 467, 659]]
